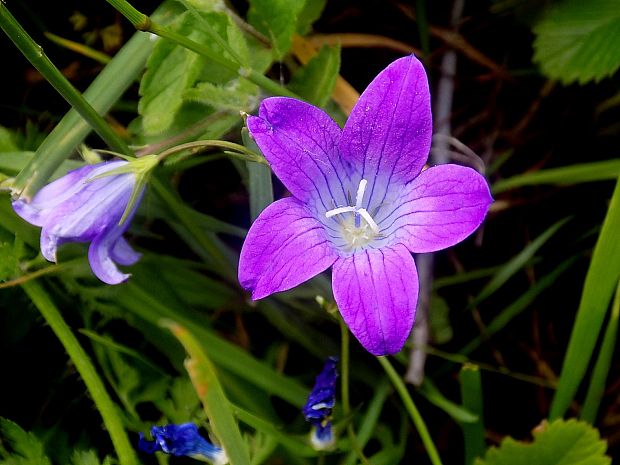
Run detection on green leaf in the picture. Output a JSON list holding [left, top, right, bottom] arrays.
[[550, 178, 620, 419], [475, 419, 611, 465], [296, 0, 327, 35], [0, 418, 51, 465], [0, 237, 22, 282], [71, 450, 112, 465], [248, 0, 305, 59], [0, 126, 19, 152], [184, 79, 260, 111], [289, 44, 341, 108], [166, 321, 252, 465], [460, 365, 486, 465], [138, 12, 210, 135], [533, 0, 620, 84]]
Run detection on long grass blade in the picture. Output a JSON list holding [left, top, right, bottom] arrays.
[[550, 178, 620, 419]]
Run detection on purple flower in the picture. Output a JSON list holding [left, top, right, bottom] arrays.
[[12, 160, 146, 285], [239, 55, 492, 355], [138, 423, 228, 464], [302, 357, 338, 450]]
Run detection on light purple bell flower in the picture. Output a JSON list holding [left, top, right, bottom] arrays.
[[239, 55, 493, 355], [12, 160, 145, 285]]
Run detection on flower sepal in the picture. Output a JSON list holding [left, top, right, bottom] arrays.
[[87, 154, 158, 225]]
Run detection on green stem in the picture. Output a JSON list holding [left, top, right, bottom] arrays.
[[339, 319, 371, 465], [105, 0, 298, 98], [21, 281, 138, 465], [378, 357, 443, 465], [0, 3, 131, 158], [156, 140, 266, 164]]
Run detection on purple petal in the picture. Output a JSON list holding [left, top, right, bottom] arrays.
[[379, 165, 493, 253], [88, 229, 132, 285], [246, 97, 353, 212], [40, 229, 62, 262], [12, 161, 126, 226], [339, 56, 432, 198], [111, 237, 141, 266], [239, 197, 338, 300], [42, 173, 134, 242], [332, 244, 419, 355]]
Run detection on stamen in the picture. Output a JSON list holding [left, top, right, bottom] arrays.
[[357, 209, 380, 233], [325, 206, 356, 218], [324, 179, 380, 235], [355, 179, 367, 210]]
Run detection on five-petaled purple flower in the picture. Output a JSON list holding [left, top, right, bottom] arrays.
[[239, 55, 493, 355], [139, 423, 228, 464], [302, 356, 338, 449], [12, 160, 146, 285]]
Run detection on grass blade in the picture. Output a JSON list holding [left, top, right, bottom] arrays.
[[459, 364, 485, 465], [166, 321, 251, 465], [550, 178, 620, 419], [469, 217, 569, 309], [580, 280, 620, 423], [493, 159, 620, 194]]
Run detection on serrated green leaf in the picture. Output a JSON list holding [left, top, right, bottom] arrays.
[[70, 450, 111, 465], [0, 418, 51, 465], [138, 12, 208, 135], [184, 79, 260, 111], [289, 44, 340, 108], [139, 10, 252, 136], [296, 0, 327, 35], [476, 419, 610, 465], [248, 0, 305, 59], [533, 0, 620, 84]]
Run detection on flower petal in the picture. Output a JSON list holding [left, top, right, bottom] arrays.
[[111, 237, 141, 266], [239, 197, 338, 300], [339, 55, 432, 195], [12, 162, 125, 226], [88, 229, 131, 285], [379, 165, 493, 253], [246, 97, 352, 212], [332, 243, 418, 355]]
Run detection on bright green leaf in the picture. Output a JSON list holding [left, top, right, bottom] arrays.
[[0, 418, 51, 465], [248, 0, 305, 59], [475, 419, 610, 465], [296, 0, 327, 35], [533, 0, 620, 84]]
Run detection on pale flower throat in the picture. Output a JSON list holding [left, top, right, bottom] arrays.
[[325, 179, 381, 250]]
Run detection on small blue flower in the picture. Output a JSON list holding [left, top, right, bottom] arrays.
[[303, 357, 338, 450], [138, 423, 228, 464]]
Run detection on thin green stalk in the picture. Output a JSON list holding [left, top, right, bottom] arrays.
[[105, 0, 298, 98], [156, 140, 266, 164], [378, 357, 443, 465], [0, 3, 131, 158], [339, 319, 371, 465], [21, 281, 138, 465]]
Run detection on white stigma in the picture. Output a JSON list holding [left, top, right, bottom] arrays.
[[325, 179, 379, 233]]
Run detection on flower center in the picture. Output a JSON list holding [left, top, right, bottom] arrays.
[[325, 179, 380, 251]]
